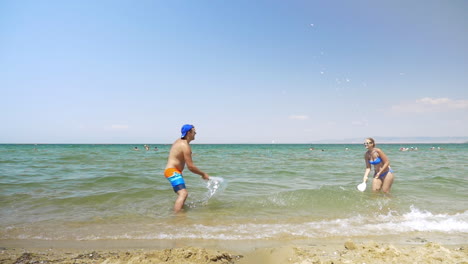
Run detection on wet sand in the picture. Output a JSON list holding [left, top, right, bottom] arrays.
[[1, 239, 467, 264]]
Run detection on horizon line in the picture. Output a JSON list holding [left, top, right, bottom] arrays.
[[1, 142, 467, 145]]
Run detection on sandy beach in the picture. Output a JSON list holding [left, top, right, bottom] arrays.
[[1, 239, 467, 264]]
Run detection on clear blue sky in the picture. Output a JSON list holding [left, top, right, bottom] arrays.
[[1, 0, 467, 143]]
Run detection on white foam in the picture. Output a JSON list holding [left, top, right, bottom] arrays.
[[152, 206, 468, 240], [337, 206, 468, 235], [398, 205, 468, 232], [5, 206, 467, 241], [128, 208, 466, 240]]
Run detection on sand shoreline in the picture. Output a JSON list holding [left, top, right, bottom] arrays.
[[1, 239, 467, 264]]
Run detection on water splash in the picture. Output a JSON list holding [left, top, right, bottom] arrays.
[[187, 177, 226, 208], [205, 176, 225, 199]]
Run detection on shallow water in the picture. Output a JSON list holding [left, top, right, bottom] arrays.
[[0, 143, 467, 244]]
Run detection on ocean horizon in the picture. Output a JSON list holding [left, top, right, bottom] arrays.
[[2, 139, 468, 145]]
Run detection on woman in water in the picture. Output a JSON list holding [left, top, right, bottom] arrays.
[[362, 138, 394, 193]]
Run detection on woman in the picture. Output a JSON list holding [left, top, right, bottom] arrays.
[[362, 138, 394, 193]]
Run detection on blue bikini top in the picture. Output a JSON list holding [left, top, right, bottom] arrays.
[[369, 156, 382, 165]]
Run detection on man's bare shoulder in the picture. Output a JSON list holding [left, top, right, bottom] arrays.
[[172, 139, 191, 151]]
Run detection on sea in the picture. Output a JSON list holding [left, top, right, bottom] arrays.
[[1, 143, 467, 248]]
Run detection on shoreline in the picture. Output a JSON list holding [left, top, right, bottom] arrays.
[[1, 238, 467, 264]]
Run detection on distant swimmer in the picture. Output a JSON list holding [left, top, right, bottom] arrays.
[[362, 138, 394, 194], [134, 147, 139, 151], [164, 124, 210, 213]]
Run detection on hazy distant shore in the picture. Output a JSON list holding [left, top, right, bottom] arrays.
[[1, 139, 467, 145]]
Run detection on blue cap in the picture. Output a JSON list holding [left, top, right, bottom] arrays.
[[181, 124, 194, 138]]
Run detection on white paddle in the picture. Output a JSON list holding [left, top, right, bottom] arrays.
[[357, 182, 367, 192]]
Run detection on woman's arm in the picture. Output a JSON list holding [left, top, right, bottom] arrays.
[[374, 148, 390, 179], [363, 153, 371, 182]]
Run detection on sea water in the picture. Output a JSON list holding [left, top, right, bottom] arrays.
[[0, 144, 467, 245]]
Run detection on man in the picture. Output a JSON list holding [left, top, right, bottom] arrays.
[[164, 124, 210, 212]]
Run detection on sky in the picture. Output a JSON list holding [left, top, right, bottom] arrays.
[[1, 0, 467, 144]]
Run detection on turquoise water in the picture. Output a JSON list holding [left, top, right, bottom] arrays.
[[0, 144, 467, 244]]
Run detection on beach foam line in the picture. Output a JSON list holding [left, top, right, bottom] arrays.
[[110, 207, 467, 240], [2, 207, 467, 241]]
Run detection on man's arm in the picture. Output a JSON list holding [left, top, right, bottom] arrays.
[[183, 144, 209, 180]]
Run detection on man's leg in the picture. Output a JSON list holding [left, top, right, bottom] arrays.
[[174, 188, 188, 213]]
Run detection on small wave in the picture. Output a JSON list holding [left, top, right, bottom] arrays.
[[6, 206, 466, 241], [396, 205, 468, 232], [313, 206, 468, 236], [147, 207, 468, 240], [146, 207, 465, 239]]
